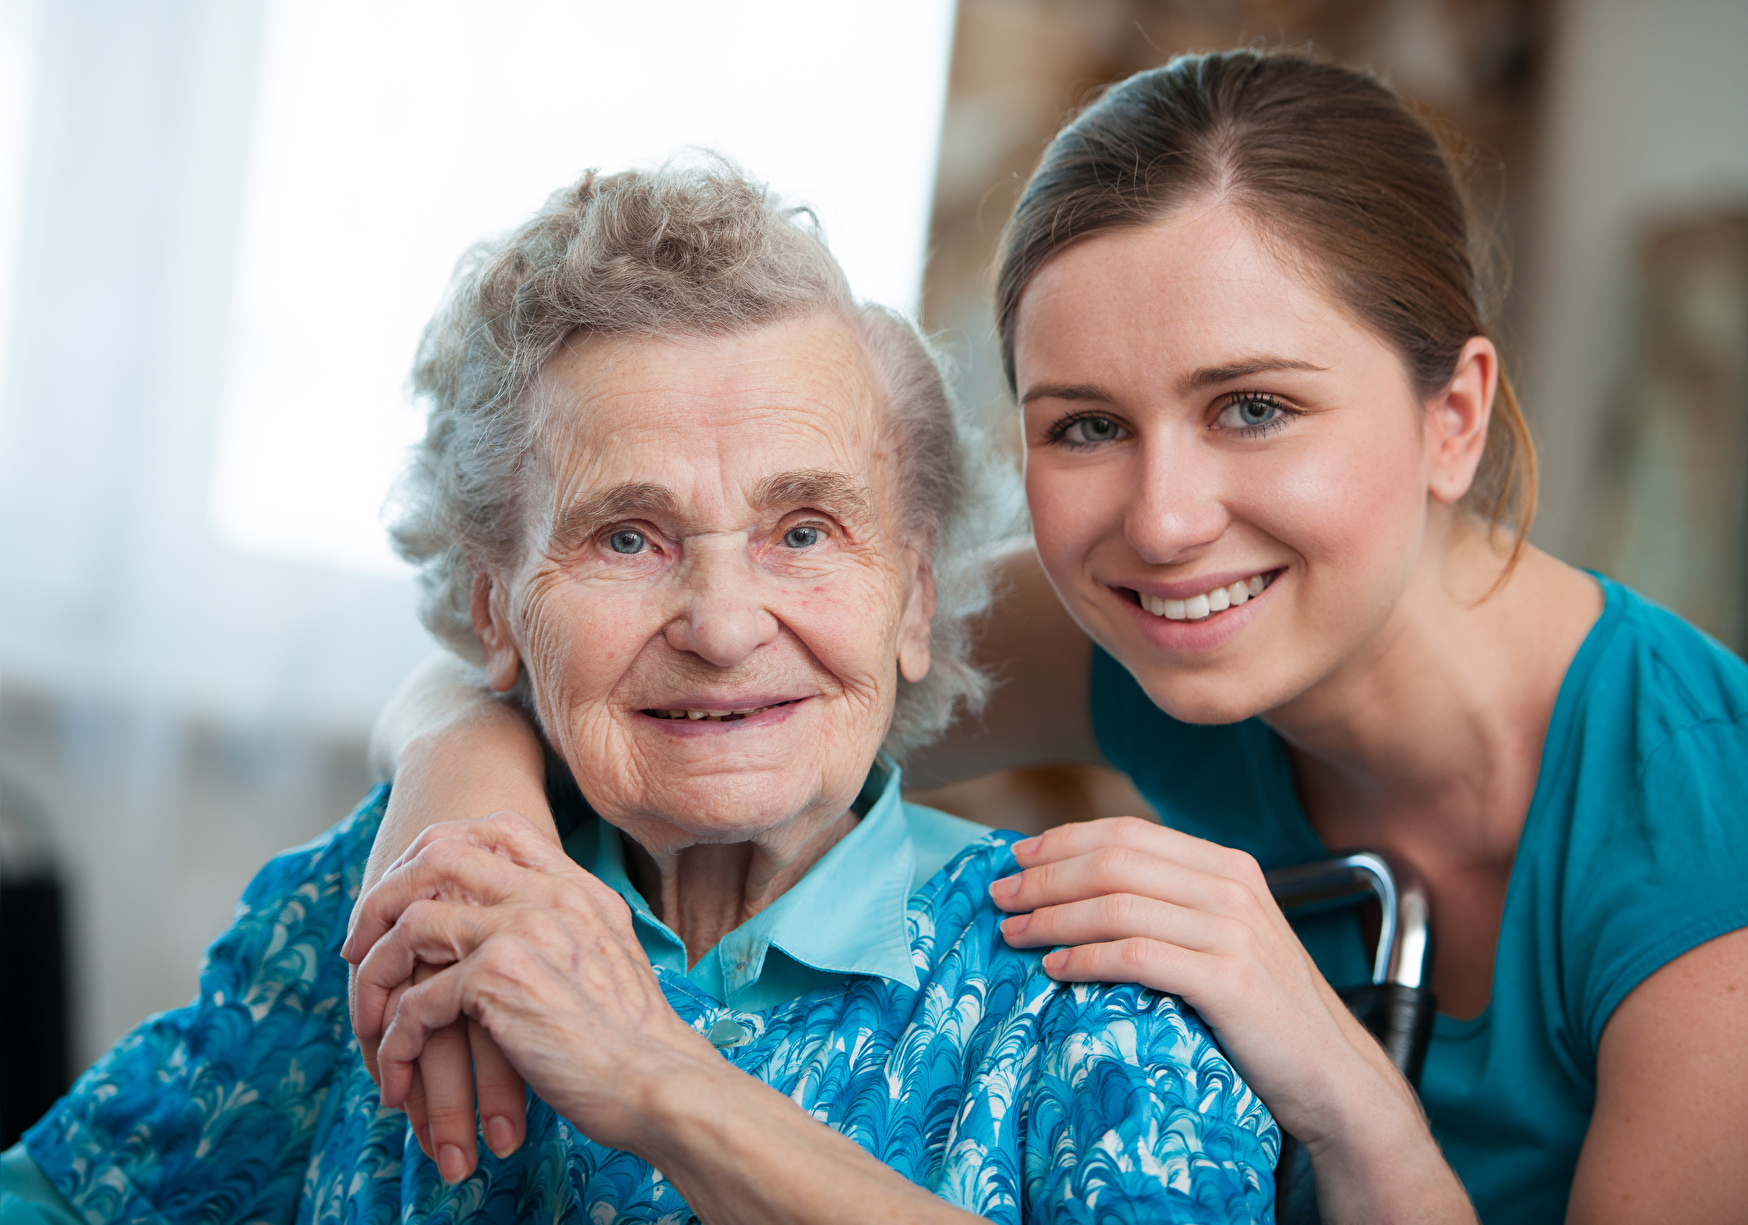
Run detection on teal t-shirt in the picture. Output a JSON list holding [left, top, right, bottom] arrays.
[[1091, 576, 1748, 1224]]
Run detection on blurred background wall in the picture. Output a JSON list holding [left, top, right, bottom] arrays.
[[1, 0, 1743, 1136]]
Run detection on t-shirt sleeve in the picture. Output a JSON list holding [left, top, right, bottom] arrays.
[[1019, 984, 1278, 1224], [1567, 716, 1748, 1054], [20, 787, 387, 1225]]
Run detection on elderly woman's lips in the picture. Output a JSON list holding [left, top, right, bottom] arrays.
[[640, 698, 803, 723]]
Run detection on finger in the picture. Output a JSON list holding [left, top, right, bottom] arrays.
[[419, 1017, 482, 1184], [353, 899, 499, 1042], [469, 1019, 527, 1159], [343, 836, 522, 965], [379, 963, 472, 1107], [403, 1062, 433, 1159], [990, 844, 1261, 922], [1011, 816, 1236, 874], [1000, 892, 1237, 955], [1041, 935, 1224, 999]]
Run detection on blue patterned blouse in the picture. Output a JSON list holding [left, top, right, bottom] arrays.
[[21, 785, 1277, 1224]]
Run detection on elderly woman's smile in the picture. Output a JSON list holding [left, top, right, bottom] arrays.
[[470, 313, 934, 947]]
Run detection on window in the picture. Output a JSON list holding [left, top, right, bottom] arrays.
[[210, 0, 956, 575]]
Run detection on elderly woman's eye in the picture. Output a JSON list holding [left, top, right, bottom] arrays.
[[782, 525, 823, 549], [607, 529, 648, 555]]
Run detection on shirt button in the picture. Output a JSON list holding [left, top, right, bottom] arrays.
[[707, 1019, 751, 1049]]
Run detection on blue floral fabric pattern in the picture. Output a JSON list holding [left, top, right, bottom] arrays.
[[26, 787, 1277, 1224]]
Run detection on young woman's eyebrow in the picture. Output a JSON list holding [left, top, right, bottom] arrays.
[[1182, 357, 1327, 393], [552, 482, 678, 545]]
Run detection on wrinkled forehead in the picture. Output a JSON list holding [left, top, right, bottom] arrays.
[[528, 314, 892, 520]]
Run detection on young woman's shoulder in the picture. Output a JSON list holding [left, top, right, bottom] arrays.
[[1597, 578, 1748, 733], [1539, 577, 1748, 1053]]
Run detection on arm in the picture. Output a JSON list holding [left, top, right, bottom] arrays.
[[1566, 927, 1748, 1223], [364, 651, 554, 893]]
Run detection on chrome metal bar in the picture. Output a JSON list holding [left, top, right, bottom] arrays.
[[1265, 852, 1396, 985], [1264, 851, 1431, 988]]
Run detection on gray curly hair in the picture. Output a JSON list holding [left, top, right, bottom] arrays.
[[389, 160, 1013, 756]]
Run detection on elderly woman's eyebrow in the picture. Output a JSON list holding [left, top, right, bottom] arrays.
[[553, 482, 679, 543], [752, 469, 875, 521]]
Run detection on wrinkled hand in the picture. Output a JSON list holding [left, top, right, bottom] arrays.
[[342, 813, 721, 1182], [347, 815, 536, 1178], [989, 817, 1416, 1148]]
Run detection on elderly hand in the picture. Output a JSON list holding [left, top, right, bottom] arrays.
[[343, 813, 723, 1181], [991, 817, 1476, 1224]]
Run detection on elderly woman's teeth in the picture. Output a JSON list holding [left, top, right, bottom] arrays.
[[651, 704, 780, 721], [1137, 573, 1275, 621]]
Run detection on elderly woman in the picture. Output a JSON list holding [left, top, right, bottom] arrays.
[[3, 165, 1276, 1224]]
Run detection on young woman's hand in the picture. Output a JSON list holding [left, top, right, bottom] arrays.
[[991, 816, 1477, 1224]]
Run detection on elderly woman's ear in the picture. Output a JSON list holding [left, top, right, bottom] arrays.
[[897, 557, 935, 684], [470, 570, 522, 693]]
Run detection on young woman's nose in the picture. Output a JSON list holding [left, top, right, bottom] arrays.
[[663, 544, 781, 668], [1123, 441, 1232, 565]]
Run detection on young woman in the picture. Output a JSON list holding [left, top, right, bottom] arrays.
[[356, 51, 1748, 1224]]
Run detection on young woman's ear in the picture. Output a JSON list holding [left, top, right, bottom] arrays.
[[897, 557, 935, 684], [470, 571, 522, 692], [1426, 336, 1498, 505]]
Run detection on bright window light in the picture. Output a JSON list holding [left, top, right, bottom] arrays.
[[0, 0, 40, 431], [211, 0, 956, 576]]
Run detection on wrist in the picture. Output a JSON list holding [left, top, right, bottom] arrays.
[[1301, 1056, 1474, 1224]]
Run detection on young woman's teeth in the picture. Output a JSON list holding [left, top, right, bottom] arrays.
[[1139, 573, 1271, 621]]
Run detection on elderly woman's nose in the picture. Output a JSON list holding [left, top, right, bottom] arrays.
[[1124, 443, 1232, 565], [663, 549, 781, 667]]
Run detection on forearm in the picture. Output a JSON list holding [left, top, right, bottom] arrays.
[[636, 1062, 981, 1225], [1301, 1031, 1476, 1225], [364, 655, 554, 892]]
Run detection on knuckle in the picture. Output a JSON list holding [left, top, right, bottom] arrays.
[[1102, 891, 1141, 927], [1213, 878, 1251, 913], [1114, 936, 1156, 976], [1112, 815, 1155, 843], [1096, 845, 1143, 878]]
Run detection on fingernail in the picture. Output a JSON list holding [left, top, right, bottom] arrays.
[[484, 1115, 517, 1158], [1043, 949, 1066, 976], [438, 1144, 469, 1184], [989, 874, 1019, 901], [1013, 835, 1040, 856], [999, 913, 1030, 940]]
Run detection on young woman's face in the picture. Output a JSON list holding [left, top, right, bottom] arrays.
[[1014, 203, 1443, 724]]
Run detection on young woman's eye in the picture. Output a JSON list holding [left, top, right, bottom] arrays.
[[782, 525, 823, 549], [607, 529, 647, 555], [1214, 393, 1294, 435], [1048, 413, 1129, 447]]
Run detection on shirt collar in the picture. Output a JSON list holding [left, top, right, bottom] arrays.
[[560, 761, 919, 1008]]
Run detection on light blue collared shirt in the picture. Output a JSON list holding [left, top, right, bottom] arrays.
[[560, 764, 989, 1012]]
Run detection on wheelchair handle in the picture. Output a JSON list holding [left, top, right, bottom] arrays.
[[1265, 850, 1432, 990], [1265, 852, 1438, 1225]]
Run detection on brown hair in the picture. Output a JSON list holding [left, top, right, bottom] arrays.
[[994, 48, 1537, 565]]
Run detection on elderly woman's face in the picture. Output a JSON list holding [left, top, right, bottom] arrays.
[[475, 314, 932, 853]]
